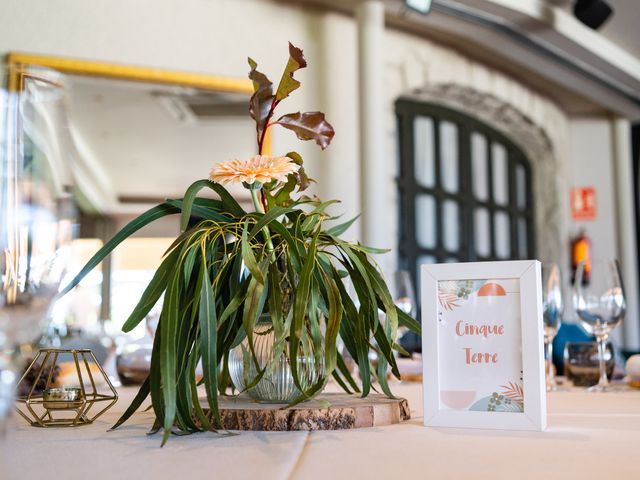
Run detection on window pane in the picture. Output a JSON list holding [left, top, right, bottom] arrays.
[[418, 255, 436, 266], [516, 164, 527, 210], [474, 208, 490, 257], [442, 200, 459, 252], [494, 211, 511, 258], [518, 218, 528, 258], [414, 116, 435, 188], [471, 132, 488, 201], [440, 121, 458, 193], [416, 195, 436, 248], [492, 143, 508, 205]]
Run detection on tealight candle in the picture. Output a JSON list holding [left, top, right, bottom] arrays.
[[42, 387, 84, 410]]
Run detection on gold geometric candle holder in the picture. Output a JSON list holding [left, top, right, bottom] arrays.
[[15, 348, 118, 427]]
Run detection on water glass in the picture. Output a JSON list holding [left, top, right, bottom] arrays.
[[573, 259, 625, 392]]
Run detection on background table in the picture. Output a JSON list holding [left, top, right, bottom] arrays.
[[2, 382, 639, 479]]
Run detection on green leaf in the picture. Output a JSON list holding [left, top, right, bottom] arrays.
[[122, 246, 181, 333], [290, 228, 319, 391], [110, 376, 150, 430], [248, 206, 296, 240], [275, 111, 335, 150], [336, 352, 360, 393], [180, 179, 218, 231], [199, 255, 221, 428], [149, 323, 165, 436], [164, 199, 231, 225], [160, 269, 180, 445], [397, 306, 421, 334], [321, 268, 342, 377], [188, 348, 213, 431], [59, 203, 180, 296], [284, 151, 312, 193], [241, 270, 267, 360], [271, 175, 297, 206], [241, 221, 264, 285], [175, 180, 245, 219], [326, 215, 360, 237], [275, 42, 307, 101]]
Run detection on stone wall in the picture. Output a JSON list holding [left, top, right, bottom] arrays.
[[381, 27, 572, 275]]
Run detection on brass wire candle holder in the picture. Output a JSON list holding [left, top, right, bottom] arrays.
[[15, 348, 118, 427]]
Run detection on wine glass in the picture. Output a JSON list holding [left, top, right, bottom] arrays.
[[542, 263, 563, 391], [392, 271, 417, 352], [0, 66, 75, 433], [573, 259, 626, 392]]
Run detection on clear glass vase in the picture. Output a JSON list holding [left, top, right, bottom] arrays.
[[228, 315, 324, 403], [1, 66, 76, 434]]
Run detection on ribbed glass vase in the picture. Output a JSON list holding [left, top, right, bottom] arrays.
[[228, 315, 324, 403]]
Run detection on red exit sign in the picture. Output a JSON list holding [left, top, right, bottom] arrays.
[[571, 187, 597, 220]]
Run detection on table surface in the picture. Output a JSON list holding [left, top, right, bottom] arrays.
[[2, 381, 639, 480]]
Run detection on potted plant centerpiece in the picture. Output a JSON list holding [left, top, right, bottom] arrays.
[[61, 43, 420, 444]]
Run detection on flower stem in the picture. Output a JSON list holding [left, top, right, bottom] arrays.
[[250, 188, 276, 260]]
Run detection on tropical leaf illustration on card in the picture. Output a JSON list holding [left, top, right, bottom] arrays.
[[500, 381, 524, 407], [438, 292, 461, 311], [438, 280, 487, 311]]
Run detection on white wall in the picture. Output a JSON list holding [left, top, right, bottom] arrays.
[[567, 118, 619, 263]]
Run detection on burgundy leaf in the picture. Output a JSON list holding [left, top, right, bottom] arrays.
[[275, 43, 307, 102], [247, 57, 275, 146], [275, 111, 335, 150]]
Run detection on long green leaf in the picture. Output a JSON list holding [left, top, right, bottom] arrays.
[[110, 376, 150, 431], [248, 206, 296, 240], [60, 203, 180, 296], [321, 268, 341, 377], [290, 228, 318, 391], [122, 246, 181, 332], [241, 221, 264, 285], [325, 215, 359, 237], [160, 268, 180, 445], [199, 254, 221, 428]]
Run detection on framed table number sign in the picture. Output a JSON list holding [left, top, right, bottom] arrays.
[[421, 260, 546, 431]]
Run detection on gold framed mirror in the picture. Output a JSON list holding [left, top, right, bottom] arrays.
[[4, 52, 261, 215]]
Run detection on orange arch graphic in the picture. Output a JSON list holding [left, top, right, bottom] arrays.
[[477, 282, 506, 296]]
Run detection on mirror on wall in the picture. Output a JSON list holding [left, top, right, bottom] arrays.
[[7, 53, 256, 222], [5, 54, 256, 345]]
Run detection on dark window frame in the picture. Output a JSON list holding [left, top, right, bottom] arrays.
[[396, 100, 536, 290]]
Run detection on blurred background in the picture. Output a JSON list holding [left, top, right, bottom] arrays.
[[1, 0, 638, 367]]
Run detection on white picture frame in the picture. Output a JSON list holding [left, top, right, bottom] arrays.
[[421, 260, 546, 431]]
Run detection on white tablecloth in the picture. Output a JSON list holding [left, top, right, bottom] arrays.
[[2, 382, 639, 479]]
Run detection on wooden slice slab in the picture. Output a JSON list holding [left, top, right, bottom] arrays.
[[200, 393, 410, 431]]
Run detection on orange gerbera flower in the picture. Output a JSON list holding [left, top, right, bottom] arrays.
[[209, 155, 299, 186]]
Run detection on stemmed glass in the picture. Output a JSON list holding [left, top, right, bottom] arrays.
[[0, 67, 75, 433], [573, 259, 626, 392], [393, 271, 417, 335], [542, 263, 563, 391]]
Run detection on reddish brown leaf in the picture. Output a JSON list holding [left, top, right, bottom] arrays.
[[275, 111, 335, 150], [247, 57, 275, 146], [275, 43, 307, 102]]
